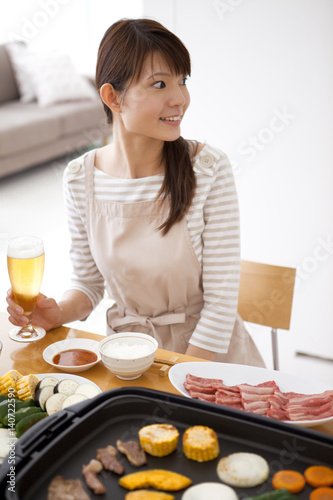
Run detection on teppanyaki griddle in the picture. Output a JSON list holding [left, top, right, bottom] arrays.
[[0, 387, 332, 499]]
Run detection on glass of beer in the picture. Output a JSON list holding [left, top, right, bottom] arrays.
[[7, 235, 45, 341]]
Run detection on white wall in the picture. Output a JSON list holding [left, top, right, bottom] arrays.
[[143, 0, 333, 363], [0, 0, 143, 74]]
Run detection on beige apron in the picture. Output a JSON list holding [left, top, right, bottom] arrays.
[[84, 150, 265, 367]]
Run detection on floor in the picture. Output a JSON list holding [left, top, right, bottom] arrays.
[[0, 154, 332, 387]]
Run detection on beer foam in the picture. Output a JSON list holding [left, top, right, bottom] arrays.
[[7, 236, 44, 259]]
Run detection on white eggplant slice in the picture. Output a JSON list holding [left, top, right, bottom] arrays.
[[45, 393, 68, 415], [54, 379, 80, 396], [61, 393, 88, 409], [217, 452, 270, 487], [34, 385, 56, 410], [74, 383, 101, 399], [35, 377, 58, 392]]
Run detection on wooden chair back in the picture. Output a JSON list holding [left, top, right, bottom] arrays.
[[237, 260, 296, 369]]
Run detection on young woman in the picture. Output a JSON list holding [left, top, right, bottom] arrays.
[[7, 19, 264, 366]]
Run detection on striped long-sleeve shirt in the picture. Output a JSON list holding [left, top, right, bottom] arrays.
[[63, 143, 240, 353]]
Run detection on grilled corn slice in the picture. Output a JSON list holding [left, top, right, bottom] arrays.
[[182, 425, 220, 462], [16, 374, 40, 400], [0, 369, 23, 396], [138, 424, 179, 457]]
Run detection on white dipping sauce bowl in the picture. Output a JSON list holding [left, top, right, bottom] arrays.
[[43, 338, 101, 373], [99, 332, 158, 380]]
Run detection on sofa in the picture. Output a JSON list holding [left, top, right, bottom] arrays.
[[0, 43, 111, 179]]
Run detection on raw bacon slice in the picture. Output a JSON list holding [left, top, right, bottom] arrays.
[[268, 390, 289, 408], [216, 384, 240, 394], [267, 407, 287, 420], [215, 399, 243, 410], [216, 396, 242, 404], [242, 400, 270, 414], [285, 394, 332, 407], [215, 385, 241, 407], [238, 381, 278, 394], [185, 373, 224, 388], [285, 390, 333, 400], [184, 372, 333, 422], [184, 382, 216, 394], [282, 391, 333, 420], [193, 392, 216, 402], [239, 382, 276, 415], [241, 392, 274, 402], [288, 402, 332, 420], [286, 408, 333, 421], [185, 388, 216, 399]]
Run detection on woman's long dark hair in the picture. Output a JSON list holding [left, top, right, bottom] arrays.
[[95, 18, 196, 234]]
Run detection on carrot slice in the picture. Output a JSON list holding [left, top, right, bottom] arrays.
[[310, 487, 333, 500], [272, 470, 306, 493], [305, 466, 333, 487]]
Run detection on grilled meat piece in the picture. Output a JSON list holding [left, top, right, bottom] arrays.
[[117, 439, 147, 466], [47, 475, 90, 500], [97, 445, 125, 475], [82, 458, 105, 495]]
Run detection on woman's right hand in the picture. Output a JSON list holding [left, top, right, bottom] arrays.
[[6, 289, 63, 332]]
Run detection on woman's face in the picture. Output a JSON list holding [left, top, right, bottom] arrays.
[[117, 52, 190, 142]]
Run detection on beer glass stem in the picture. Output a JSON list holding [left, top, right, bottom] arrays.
[[16, 323, 38, 338]]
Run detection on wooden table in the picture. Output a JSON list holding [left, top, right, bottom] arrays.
[[1, 312, 332, 437], [0, 312, 206, 394]]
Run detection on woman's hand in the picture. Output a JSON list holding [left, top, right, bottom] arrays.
[[6, 289, 62, 332]]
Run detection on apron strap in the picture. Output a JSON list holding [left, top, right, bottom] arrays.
[[84, 149, 97, 236], [84, 149, 96, 198]]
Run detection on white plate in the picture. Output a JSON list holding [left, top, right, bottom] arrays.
[[43, 338, 101, 373], [0, 373, 101, 464], [35, 372, 101, 390], [169, 362, 333, 427]]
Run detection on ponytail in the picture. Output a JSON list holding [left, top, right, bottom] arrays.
[[158, 137, 196, 235]]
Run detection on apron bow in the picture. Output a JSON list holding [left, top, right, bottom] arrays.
[[110, 311, 187, 337]]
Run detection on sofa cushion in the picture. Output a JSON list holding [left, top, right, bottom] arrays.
[[5, 42, 36, 103], [0, 45, 19, 104], [0, 101, 61, 157], [28, 51, 97, 107], [45, 99, 106, 136], [0, 99, 107, 158]]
